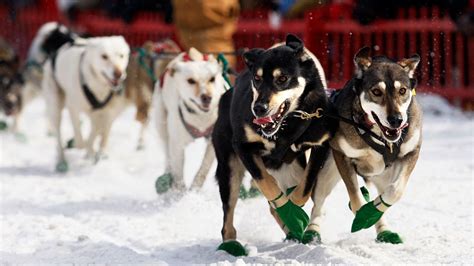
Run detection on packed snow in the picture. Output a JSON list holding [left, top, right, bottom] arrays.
[[0, 94, 472, 264]]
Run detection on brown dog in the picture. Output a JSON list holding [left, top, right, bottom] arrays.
[[122, 39, 181, 149]]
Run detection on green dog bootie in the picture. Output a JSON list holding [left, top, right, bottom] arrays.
[[0, 120, 7, 131], [247, 186, 261, 198], [376, 230, 403, 244], [217, 240, 248, 256], [239, 185, 248, 199], [55, 160, 69, 173], [275, 200, 309, 240], [302, 230, 321, 244], [155, 173, 173, 194], [284, 231, 300, 243], [351, 201, 384, 232], [66, 138, 75, 149]]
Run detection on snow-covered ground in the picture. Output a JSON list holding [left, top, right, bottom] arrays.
[[0, 94, 472, 264]]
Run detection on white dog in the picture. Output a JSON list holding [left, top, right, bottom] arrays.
[[42, 36, 130, 172], [153, 48, 227, 193]]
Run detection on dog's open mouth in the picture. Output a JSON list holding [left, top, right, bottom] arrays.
[[253, 100, 290, 136], [371, 111, 408, 142], [102, 72, 120, 87], [190, 99, 210, 112]]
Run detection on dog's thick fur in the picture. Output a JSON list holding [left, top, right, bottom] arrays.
[[0, 37, 22, 127], [122, 39, 180, 149], [309, 47, 422, 240], [153, 47, 226, 190], [42, 36, 130, 169], [212, 35, 336, 243]]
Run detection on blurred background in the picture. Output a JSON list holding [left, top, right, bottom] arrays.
[[0, 0, 473, 108]]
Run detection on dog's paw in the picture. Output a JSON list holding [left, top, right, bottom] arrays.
[[376, 230, 403, 244], [284, 232, 301, 243], [0, 120, 8, 131], [238, 185, 248, 199], [351, 201, 384, 232], [217, 240, 248, 256], [275, 200, 309, 240], [302, 230, 321, 244], [155, 173, 173, 194], [55, 160, 69, 173]]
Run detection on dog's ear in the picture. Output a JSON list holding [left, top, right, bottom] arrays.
[[188, 47, 203, 61], [398, 54, 420, 78], [354, 47, 372, 78], [243, 48, 264, 69], [285, 34, 304, 57]]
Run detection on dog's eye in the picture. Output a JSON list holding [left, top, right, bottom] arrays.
[[399, 87, 407, 95], [277, 75, 288, 84], [209, 77, 215, 83], [102, 54, 109, 60], [254, 75, 262, 82], [371, 88, 383, 96], [187, 78, 196, 85]]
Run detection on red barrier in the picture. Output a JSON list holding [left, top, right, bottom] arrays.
[[0, 4, 471, 103], [305, 6, 474, 102]]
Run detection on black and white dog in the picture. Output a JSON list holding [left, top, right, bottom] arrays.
[[309, 47, 422, 244], [212, 34, 337, 255]]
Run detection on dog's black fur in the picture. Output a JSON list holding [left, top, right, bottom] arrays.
[[213, 34, 337, 242], [40, 25, 76, 57]]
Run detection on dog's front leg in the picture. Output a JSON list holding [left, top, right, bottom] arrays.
[[166, 133, 187, 191], [332, 149, 365, 214], [289, 144, 330, 207], [190, 140, 215, 189], [365, 148, 421, 244], [235, 144, 309, 240], [68, 108, 85, 149], [351, 148, 420, 237]]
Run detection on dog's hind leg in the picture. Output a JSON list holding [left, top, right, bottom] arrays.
[[306, 152, 340, 244], [42, 62, 66, 172], [190, 140, 215, 189]]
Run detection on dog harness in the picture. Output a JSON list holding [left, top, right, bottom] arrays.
[[178, 105, 214, 139], [51, 47, 115, 110], [295, 89, 410, 167]]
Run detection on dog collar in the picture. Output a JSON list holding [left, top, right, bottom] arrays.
[[178, 106, 214, 139]]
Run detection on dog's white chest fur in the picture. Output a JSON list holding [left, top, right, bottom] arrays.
[[337, 136, 386, 177]]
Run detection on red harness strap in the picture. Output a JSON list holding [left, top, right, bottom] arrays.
[[178, 106, 214, 139]]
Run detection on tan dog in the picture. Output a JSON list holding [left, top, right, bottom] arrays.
[[122, 39, 181, 149]]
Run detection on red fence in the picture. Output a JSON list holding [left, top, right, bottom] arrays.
[[0, 2, 472, 104], [305, 4, 474, 102]]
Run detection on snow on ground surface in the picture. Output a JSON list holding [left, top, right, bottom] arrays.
[[0, 94, 472, 264]]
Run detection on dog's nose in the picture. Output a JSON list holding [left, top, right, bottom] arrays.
[[113, 69, 122, 80], [387, 114, 403, 128], [200, 94, 212, 105], [253, 103, 269, 117]]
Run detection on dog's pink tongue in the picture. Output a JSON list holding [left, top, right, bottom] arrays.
[[253, 116, 273, 125]]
